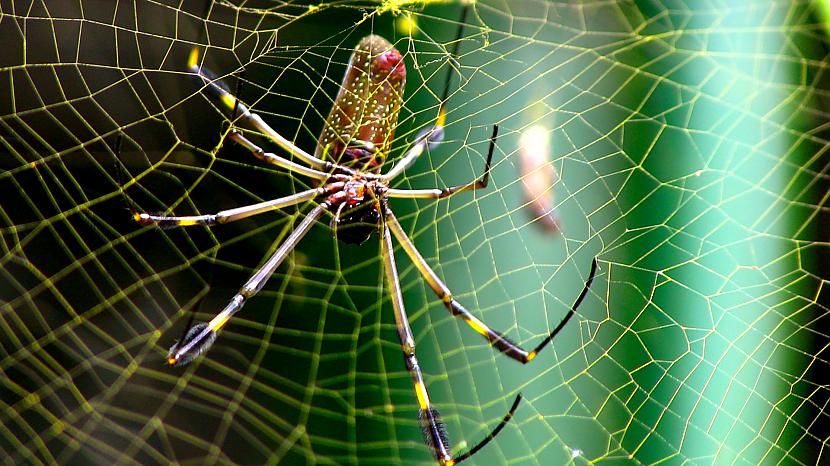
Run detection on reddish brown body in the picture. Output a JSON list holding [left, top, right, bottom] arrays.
[[315, 35, 406, 172]]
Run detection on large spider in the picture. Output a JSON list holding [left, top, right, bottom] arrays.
[[132, 32, 597, 465]]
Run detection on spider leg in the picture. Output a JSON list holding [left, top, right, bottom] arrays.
[[382, 222, 522, 465], [166, 204, 325, 366], [332, 201, 347, 224], [387, 126, 498, 199], [380, 223, 453, 464], [452, 393, 522, 464], [187, 48, 355, 175], [382, 6, 468, 182], [133, 188, 322, 229], [381, 111, 446, 181], [385, 211, 597, 364], [226, 130, 331, 181]]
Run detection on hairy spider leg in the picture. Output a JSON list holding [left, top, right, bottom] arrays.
[[166, 204, 325, 366], [382, 6, 469, 182], [380, 224, 453, 464], [387, 125, 497, 199], [382, 223, 522, 465], [187, 47, 358, 176], [133, 187, 324, 228]]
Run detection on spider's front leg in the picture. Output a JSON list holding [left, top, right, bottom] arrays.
[[166, 204, 326, 366], [187, 47, 356, 176], [382, 220, 452, 463], [387, 125, 498, 200], [132, 188, 325, 229]]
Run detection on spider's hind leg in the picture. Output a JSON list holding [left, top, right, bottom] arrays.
[[385, 210, 597, 364], [387, 125, 498, 200]]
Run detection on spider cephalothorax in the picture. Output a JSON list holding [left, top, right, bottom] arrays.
[[324, 174, 388, 245], [128, 25, 597, 466]]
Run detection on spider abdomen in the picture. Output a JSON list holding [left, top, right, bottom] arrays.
[[316, 35, 406, 172]]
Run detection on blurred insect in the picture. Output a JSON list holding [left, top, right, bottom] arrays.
[[130, 17, 596, 466], [518, 124, 562, 233]]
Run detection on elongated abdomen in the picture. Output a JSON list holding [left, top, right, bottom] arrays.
[[316, 35, 406, 172]]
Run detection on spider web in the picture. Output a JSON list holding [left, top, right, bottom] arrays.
[[1, 0, 828, 464]]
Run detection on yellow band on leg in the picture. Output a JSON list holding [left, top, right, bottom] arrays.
[[414, 381, 429, 410], [209, 311, 231, 332], [466, 316, 489, 336]]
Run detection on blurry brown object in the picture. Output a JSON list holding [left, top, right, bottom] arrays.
[[519, 125, 562, 233]]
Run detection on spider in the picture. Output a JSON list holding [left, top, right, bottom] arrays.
[[130, 31, 597, 465]]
